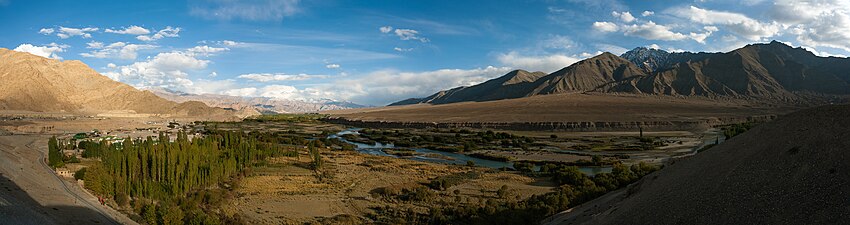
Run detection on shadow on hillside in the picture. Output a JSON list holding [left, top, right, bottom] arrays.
[[0, 173, 117, 225]]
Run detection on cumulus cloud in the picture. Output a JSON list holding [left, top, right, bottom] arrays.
[[137, 26, 181, 41], [55, 26, 99, 39], [641, 11, 654, 17], [101, 46, 227, 89], [394, 47, 413, 52], [769, 0, 850, 52], [497, 51, 582, 73], [80, 41, 157, 60], [669, 6, 779, 41], [592, 21, 619, 32], [238, 73, 329, 82], [325, 63, 340, 69], [612, 11, 635, 23], [190, 0, 300, 21], [105, 25, 151, 35], [622, 21, 688, 41], [379, 26, 393, 33], [13, 43, 68, 59]]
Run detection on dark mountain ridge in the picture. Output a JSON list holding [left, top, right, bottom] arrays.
[[393, 41, 850, 106]]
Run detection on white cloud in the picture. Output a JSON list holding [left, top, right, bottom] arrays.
[[79, 41, 157, 60], [622, 21, 688, 41], [769, 0, 850, 52], [13, 43, 68, 59], [105, 25, 151, 35], [221, 40, 242, 46], [648, 44, 661, 49], [190, 0, 300, 21], [595, 43, 629, 55], [592, 21, 619, 32], [542, 35, 576, 49], [209, 71, 218, 77], [223, 87, 258, 97], [56, 26, 99, 39], [379, 26, 393, 33], [496, 51, 583, 73], [107, 63, 117, 68], [641, 11, 654, 17], [325, 63, 340, 69], [612, 11, 635, 23], [137, 26, 181, 42], [186, 45, 228, 56], [394, 47, 413, 52], [86, 41, 104, 49], [101, 46, 227, 89], [669, 6, 780, 41], [38, 28, 54, 35], [335, 66, 515, 105], [238, 73, 329, 82], [393, 28, 429, 42]]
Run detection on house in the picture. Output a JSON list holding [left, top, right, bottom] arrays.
[[55, 168, 73, 178]]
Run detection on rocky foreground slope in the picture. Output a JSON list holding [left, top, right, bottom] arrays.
[[395, 41, 850, 106], [0, 48, 231, 118], [543, 104, 850, 225]]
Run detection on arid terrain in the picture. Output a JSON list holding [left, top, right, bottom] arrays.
[[327, 93, 793, 131]]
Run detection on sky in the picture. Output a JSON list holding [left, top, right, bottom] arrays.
[[2, 0, 849, 106]]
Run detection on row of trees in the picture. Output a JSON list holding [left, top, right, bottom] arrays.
[[83, 130, 284, 201], [76, 130, 295, 224]]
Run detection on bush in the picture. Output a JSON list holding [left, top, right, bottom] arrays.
[[73, 168, 86, 180]]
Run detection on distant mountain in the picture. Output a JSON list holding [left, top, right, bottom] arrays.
[[0, 48, 231, 118], [392, 41, 850, 106], [150, 88, 366, 114], [619, 47, 717, 72]]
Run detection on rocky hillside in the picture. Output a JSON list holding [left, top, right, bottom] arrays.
[[543, 104, 850, 225], [390, 70, 547, 105], [394, 41, 850, 106], [150, 88, 365, 113], [0, 48, 231, 117]]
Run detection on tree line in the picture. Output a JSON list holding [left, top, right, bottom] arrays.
[[76, 130, 294, 224]]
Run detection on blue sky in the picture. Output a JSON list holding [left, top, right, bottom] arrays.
[[2, 0, 849, 105]]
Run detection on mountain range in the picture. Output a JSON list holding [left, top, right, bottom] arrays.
[[393, 41, 850, 106], [149, 88, 366, 114]]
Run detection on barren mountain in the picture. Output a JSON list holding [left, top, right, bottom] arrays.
[[0, 48, 231, 117], [150, 88, 365, 113], [390, 70, 547, 105], [544, 103, 850, 225], [393, 41, 850, 106]]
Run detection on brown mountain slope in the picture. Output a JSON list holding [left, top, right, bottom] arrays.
[[392, 54, 643, 105], [390, 69, 548, 105], [544, 104, 850, 225], [0, 48, 230, 117], [532, 52, 645, 94], [393, 41, 850, 106]]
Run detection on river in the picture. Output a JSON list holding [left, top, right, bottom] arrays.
[[329, 128, 613, 175]]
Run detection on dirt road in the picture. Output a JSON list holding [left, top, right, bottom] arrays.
[[0, 135, 137, 225]]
